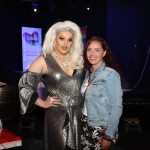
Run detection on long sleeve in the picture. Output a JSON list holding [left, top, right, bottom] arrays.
[[105, 71, 123, 139], [18, 71, 42, 115]]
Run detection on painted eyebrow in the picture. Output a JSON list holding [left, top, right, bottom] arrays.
[[58, 35, 73, 39]]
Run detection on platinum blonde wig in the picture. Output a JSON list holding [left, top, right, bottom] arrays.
[[42, 20, 84, 68]]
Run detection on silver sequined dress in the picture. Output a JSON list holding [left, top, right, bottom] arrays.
[[18, 54, 84, 150]]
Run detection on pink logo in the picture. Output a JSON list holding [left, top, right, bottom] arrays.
[[23, 31, 39, 45]]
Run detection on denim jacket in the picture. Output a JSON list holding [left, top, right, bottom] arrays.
[[81, 61, 123, 139]]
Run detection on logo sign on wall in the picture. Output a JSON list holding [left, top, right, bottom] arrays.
[[22, 27, 42, 72]]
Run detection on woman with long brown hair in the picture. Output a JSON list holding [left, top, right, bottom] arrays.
[[81, 36, 123, 150]]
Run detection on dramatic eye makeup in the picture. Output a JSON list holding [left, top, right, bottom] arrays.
[[68, 38, 73, 42], [58, 36, 64, 40]]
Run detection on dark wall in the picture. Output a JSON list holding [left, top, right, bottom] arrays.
[[0, 0, 22, 72], [105, 0, 150, 89]]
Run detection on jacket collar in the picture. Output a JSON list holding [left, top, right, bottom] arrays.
[[87, 61, 106, 78]]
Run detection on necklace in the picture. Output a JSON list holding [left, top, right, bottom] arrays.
[[52, 51, 71, 68]]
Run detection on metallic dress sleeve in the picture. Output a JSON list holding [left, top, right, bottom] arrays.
[[18, 71, 42, 115]]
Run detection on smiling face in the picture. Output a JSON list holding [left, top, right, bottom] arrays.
[[54, 31, 73, 57], [86, 40, 106, 71]]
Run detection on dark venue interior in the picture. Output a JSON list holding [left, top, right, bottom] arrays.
[[0, 0, 150, 149]]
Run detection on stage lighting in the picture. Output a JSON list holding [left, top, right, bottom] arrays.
[[32, 2, 39, 12], [86, 2, 91, 11]]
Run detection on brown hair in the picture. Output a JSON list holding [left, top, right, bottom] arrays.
[[84, 36, 123, 77]]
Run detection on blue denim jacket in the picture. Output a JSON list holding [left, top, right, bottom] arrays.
[[81, 61, 123, 139]]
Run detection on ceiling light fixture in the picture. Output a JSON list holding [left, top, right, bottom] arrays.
[[32, 2, 39, 12]]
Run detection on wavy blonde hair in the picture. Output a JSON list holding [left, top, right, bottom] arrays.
[[41, 20, 84, 68]]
